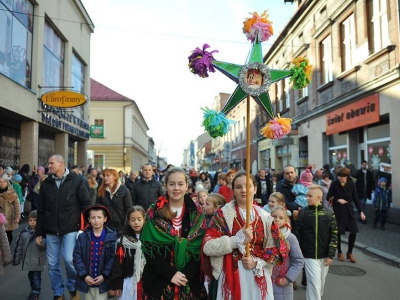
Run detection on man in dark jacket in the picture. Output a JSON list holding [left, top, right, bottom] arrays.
[[255, 168, 272, 205], [36, 154, 91, 300], [277, 165, 299, 214], [132, 164, 164, 210], [125, 171, 139, 198], [355, 160, 375, 222]]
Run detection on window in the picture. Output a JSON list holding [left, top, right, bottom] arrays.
[[0, 0, 33, 88], [341, 14, 356, 71], [285, 78, 290, 109], [370, 0, 389, 53], [242, 116, 246, 140], [94, 154, 104, 170], [71, 52, 85, 118], [42, 21, 64, 93], [94, 119, 104, 126], [320, 35, 333, 84]]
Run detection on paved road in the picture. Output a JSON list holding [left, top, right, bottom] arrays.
[[1, 212, 399, 299]]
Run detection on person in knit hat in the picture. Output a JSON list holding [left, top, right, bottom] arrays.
[[12, 174, 25, 219], [373, 178, 392, 230], [292, 169, 313, 208]]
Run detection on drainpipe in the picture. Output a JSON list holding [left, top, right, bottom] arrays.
[[123, 101, 134, 173]]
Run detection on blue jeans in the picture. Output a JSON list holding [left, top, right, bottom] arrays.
[[359, 197, 367, 212], [28, 271, 42, 294], [46, 232, 77, 296]]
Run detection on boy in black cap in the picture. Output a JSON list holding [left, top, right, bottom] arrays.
[[73, 205, 117, 300]]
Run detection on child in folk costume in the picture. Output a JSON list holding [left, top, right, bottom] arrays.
[[141, 167, 208, 300], [270, 206, 304, 300], [73, 204, 118, 300], [202, 171, 288, 300], [204, 193, 226, 226], [109, 206, 146, 299]]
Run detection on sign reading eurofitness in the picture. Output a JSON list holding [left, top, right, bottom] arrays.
[[41, 90, 87, 108]]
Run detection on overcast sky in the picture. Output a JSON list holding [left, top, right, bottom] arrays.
[[81, 0, 295, 166]]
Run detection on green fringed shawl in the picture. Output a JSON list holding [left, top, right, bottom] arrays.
[[141, 203, 206, 271]]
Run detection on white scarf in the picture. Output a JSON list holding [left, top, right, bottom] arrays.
[[121, 235, 146, 296]]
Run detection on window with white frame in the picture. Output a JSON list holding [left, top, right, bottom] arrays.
[[94, 154, 105, 170], [285, 77, 290, 109], [242, 116, 246, 140], [371, 0, 389, 52], [341, 14, 356, 71], [321, 35, 333, 84]]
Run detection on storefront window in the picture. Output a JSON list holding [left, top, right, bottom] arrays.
[[0, 0, 33, 88], [38, 136, 55, 167], [277, 145, 292, 167], [0, 125, 20, 168], [367, 123, 389, 140], [42, 21, 64, 93], [94, 154, 104, 170], [261, 149, 270, 170], [328, 133, 347, 166]]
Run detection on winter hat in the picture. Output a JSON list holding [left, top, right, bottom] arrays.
[[28, 210, 37, 218], [83, 204, 111, 225], [5, 167, 13, 174], [379, 177, 387, 185], [37, 166, 45, 173], [299, 169, 313, 186], [1, 174, 10, 180], [14, 174, 22, 182], [323, 164, 330, 170]]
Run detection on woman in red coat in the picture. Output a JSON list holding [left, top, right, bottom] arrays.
[[218, 169, 237, 203]]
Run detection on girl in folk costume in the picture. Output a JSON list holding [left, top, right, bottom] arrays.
[[141, 167, 208, 300], [202, 171, 288, 300], [218, 169, 237, 203], [270, 206, 304, 300], [109, 206, 146, 300]]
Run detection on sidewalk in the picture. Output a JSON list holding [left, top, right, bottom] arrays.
[[341, 220, 400, 267]]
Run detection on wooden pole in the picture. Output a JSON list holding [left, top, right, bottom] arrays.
[[245, 95, 251, 257]]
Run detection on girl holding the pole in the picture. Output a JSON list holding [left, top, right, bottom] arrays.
[[202, 171, 287, 300]]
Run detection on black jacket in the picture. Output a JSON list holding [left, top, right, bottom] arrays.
[[96, 185, 132, 233], [37, 171, 92, 236], [276, 179, 298, 212], [293, 205, 338, 259], [132, 177, 164, 211], [255, 174, 272, 199], [355, 168, 375, 199]]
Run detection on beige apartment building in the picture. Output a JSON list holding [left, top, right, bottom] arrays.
[[0, 0, 93, 169], [88, 79, 149, 174], [258, 0, 399, 214]]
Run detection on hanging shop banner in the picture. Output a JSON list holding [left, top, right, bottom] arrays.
[[90, 125, 104, 138], [41, 90, 87, 108], [326, 94, 380, 135]]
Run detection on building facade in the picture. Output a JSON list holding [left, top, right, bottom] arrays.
[[258, 0, 399, 214], [88, 79, 149, 174], [0, 0, 93, 169]]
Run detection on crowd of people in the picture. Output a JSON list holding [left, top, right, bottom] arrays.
[[0, 157, 393, 300]]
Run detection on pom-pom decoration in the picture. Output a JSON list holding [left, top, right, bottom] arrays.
[[243, 10, 274, 43], [289, 56, 313, 90], [201, 107, 236, 138], [260, 115, 292, 140], [188, 44, 218, 78]]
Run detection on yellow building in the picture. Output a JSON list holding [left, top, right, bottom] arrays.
[[88, 79, 150, 174], [0, 0, 93, 168]]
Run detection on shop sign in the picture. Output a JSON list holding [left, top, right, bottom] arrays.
[[380, 162, 391, 174], [90, 125, 104, 138], [326, 94, 380, 135], [41, 90, 87, 108]]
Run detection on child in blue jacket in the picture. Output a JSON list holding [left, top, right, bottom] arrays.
[[73, 204, 117, 300], [373, 178, 392, 230]]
